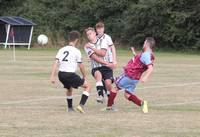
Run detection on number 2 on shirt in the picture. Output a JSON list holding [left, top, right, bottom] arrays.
[[62, 51, 69, 61]]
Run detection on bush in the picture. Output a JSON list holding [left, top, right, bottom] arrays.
[[0, 0, 199, 51]]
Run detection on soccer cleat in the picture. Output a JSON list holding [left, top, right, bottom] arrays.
[[110, 104, 118, 112], [67, 107, 75, 112], [76, 105, 85, 114], [141, 100, 148, 113], [96, 95, 104, 104], [101, 106, 118, 112]]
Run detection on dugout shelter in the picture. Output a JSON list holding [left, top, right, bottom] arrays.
[[0, 16, 36, 50]]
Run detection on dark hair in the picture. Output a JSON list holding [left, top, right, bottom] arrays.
[[145, 37, 155, 49], [68, 31, 80, 42], [95, 22, 105, 28]]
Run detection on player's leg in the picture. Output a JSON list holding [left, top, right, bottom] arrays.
[[78, 79, 91, 113], [102, 80, 109, 97], [67, 73, 90, 113], [105, 79, 117, 110], [124, 91, 142, 106], [80, 80, 91, 106], [102, 66, 117, 110], [115, 74, 140, 106], [93, 69, 105, 103], [58, 72, 74, 112], [121, 77, 141, 106], [123, 80, 148, 113], [66, 88, 74, 112]]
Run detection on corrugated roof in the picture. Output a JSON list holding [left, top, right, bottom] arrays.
[[0, 16, 36, 26]]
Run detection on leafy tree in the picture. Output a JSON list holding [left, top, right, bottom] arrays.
[[0, 0, 199, 50]]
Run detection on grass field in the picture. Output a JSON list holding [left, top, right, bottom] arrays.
[[0, 48, 200, 137]]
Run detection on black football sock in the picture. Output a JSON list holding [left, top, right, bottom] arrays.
[[102, 80, 107, 93], [66, 96, 73, 108], [96, 82, 104, 97], [80, 91, 89, 106]]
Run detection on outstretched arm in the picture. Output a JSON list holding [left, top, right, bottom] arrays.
[[78, 63, 87, 79], [50, 60, 59, 84], [131, 47, 136, 56], [111, 45, 117, 64], [141, 65, 153, 82]]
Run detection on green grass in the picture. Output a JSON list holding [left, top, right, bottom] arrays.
[[0, 48, 200, 137]]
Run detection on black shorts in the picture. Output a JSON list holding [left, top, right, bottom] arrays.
[[91, 66, 114, 83], [58, 72, 84, 89]]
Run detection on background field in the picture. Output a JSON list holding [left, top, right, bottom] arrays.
[[0, 48, 200, 137]]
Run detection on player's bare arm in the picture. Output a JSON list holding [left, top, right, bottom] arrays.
[[141, 65, 153, 83], [85, 44, 107, 57], [90, 54, 115, 69], [78, 63, 87, 79], [131, 47, 136, 56], [111, 45, 117, 64], [50, 59, 59, 84]]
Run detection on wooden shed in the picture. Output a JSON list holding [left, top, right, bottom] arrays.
[[0, 16, 36, 50]]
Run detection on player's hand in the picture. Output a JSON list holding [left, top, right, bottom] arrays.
[[85, 44, 92, 49], [50, 77, 56, 84], [83, 77, 90, 85], [83, 76, 87, 81], [141, 76, 148, 83], [106, 63, 115, 69], [113, 61, 118, 69], [131, 47, 136, 56]]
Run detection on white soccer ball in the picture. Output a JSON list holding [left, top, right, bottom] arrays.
[[37, 34, 48, 45]]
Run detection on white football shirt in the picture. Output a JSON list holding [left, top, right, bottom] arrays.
[[56, 45, 82, 72], [84, 39, 109, 69], [98, 34, 114, 62], [98, 33, 113, 47]]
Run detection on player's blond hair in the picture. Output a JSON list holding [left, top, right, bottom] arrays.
[[95, 22, 105, 28], [85, 27, 95, 33]]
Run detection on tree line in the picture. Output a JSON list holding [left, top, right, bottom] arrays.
[[0, 0, 200, 50]]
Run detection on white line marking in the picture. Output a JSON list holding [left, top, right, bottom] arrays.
[[0, 82, 200, 106], [152, 100, 200, 107], [137, 82, 200, 90], [0, 96, 67, 105]]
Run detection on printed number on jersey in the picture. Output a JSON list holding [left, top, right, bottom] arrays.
[[62, 51, 69, 61]]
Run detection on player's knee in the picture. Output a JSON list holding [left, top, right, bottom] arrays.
[[111, 88, 117, 93], [67, 90, 72, 94], [94, 71, 102, 81], [66, 90, 73, 96], [84, 82, 91, 92], [105, 80, 112, 90], [124, 92, 130, 99], [87, 83, 91, 90], [105, 85, 112, 91], [82, 81, 91, 91]]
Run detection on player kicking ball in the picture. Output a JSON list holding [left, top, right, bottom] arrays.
[[50, 31, 91, 113], [84, 27, 115, 102], [84, 27, 118, 111], [113, 37, 156, 113]]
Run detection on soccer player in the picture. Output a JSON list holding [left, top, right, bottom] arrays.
[[95, 22, 117, 97], [95, 22, 117, 67], [84, 27, 117, 111], [50, 31, 91, 113], [114, 37, 156, 113]]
